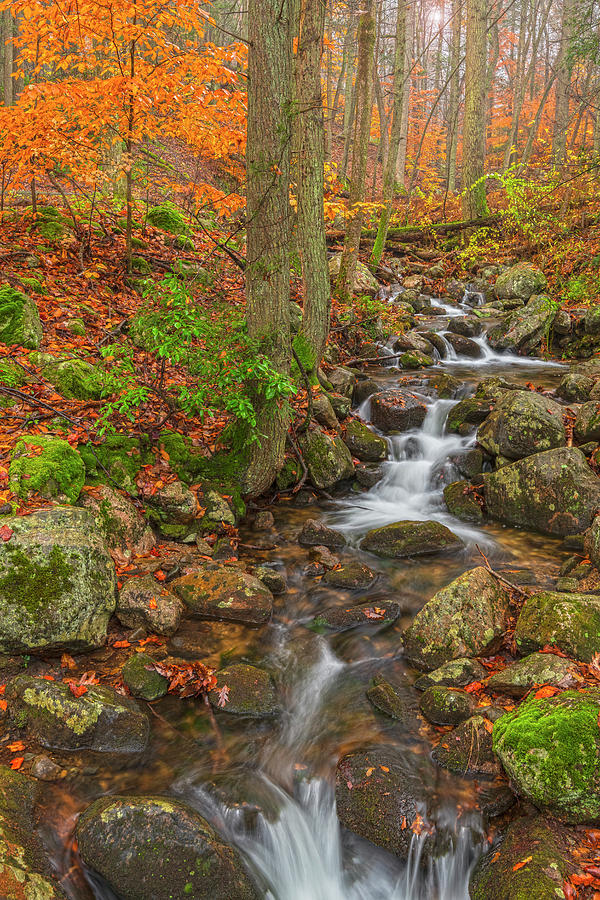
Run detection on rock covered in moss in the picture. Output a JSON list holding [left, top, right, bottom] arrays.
[[484, 447, 600, 535], [419, 686, 476, 725], [323, 562, 375, 590], [9, 434, 85, 503], [76, 795, 258, 900], [433, 715, 500, 778], [367, 677, 412, 720], [487, 652, 579, 697], [494, 263, 547, 300], [369, 389, 427, 433], [299, 427, 355, 489], [171, 563, 273, 625], [514, 591, 600, 661], [443, 481, 484, 523], [402, 567, 510, 671], [309, 600, 399, 634], [400, 350, 434, 368], [327, 365, 357, 398], [122, 652, 168, 701], [298, 518, 346, 549], [0, 285, 42, 348], [7, 675, 149, 756], [575, 401, 600, 442], [414, 657, 487, 692], [147, 201, 187, 234], [253, 565, 286, 595], [209, 663, 278, 717], [446, 398, 494, 433], [488, 294, 557, 354], [585, 515, 600, 569], [343, 419, 388, 461], [79, 433, 152, 494], [65, 316, 86, 336], [40, 356, 104, 400], [328, 253, 379, 294], [493, 690, 600, 822], [557, 372, 596, 402], [313, 393, 339, 430], [477, 391, 566, 460], [80, 484, 155, 556], [117, 574, 184, 636], [0, 507, 116, 653], [361, 519, 462, 558]]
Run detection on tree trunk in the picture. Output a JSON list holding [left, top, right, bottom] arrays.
[[553, 0, 576, 166], [395, 0, 414, 185], [244, 0, 293, 496], [461, 0, 488, 219], [3, 8, 13, 107], [336, 0, 376, 300], [446, 0, 461, 191]]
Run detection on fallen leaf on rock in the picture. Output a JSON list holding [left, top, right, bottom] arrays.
[[0, 524, 13, 542], [10, 757, 24, 770], [512, 856, 532, 871], [533, 685, 561, 699], [151, 659, 217, 698]]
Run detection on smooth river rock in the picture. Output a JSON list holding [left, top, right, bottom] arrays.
[[360, 520, 463, 558]]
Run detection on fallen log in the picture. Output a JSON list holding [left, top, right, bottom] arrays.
[[326, 214, 501, 245]]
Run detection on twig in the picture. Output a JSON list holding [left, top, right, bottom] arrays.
[[286, 432, 309, 494], [292, 345, 313, 434], [476, 544, 529, 598]]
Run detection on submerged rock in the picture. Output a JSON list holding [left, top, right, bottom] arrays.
[[477, 391, 566, 460], [117, 574, 184, 636], [343, 419, 388, 461], [484, 447, 600, 535], [209, 663, 278, 717], [369, 389, 427, 433], [76, 795, 258, 900], [444, 333, 483, 358], [171, 564, 273, 625], [298, 518, 346, 549], [402, 567, 510, 670], [122, 651, 168, 701], [310, 600, 400, 633], [360, 520, 462, 558], [486, 652, 579, 697], [299, 427, 355, 488], [514, 591, 600, 662], [366, 677, 412, 720]]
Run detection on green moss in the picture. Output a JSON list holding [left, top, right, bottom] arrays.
[[37, 219, 65, 241], [131, 255, 152, 275], [292, 332, 317, 382], [131, 236, 148, 250], [174, 234, 195, 251], [21, 683, 101, 735], [65, 317, 86, 337], [0, 546, 73, 614], [19, 276, 46, 295], [79, 434, 152, 490], [43, 358, 103, 400], [0, 359, 26, 388], [0, 285, 42, 349], [276, 457, 301, 490], [9, 436, 85, 503], [147, 202, 187, 235]]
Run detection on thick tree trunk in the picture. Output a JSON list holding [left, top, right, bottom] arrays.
[[2, 8, 13, 107], [553, 0, 575, 165], [395, 0, 413, 185], [244, 0, 293, 497], [461, 0, 489, 219], [446, 0, 461, 192]]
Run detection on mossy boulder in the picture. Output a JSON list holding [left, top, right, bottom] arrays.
[[487, 652, 579, 697], [171, 260, 211, 283], [79, 434, 152, 494], [488, 294, 558, 354], [122, 651, 168, 701], [419, 686, 476, 725], [299, 427, 354, 489], [370, 389, 427, 433], [328, 253, 379, 294], [361, 519, 462, 558], [585, 304, 600, 334], [76, 795, 258, 900], [477, 391, 566, 459], [64, 316, 86, 337], [433, 715, 500, 779], [400, 350, 434, 368], [494, 263, 547, 300], [402, 567, 511, 671], [209, 663, 278, 717], [171, 564, 273, 625], [117, 575, 184, 636], [309, 600, 400, 634], [493, 690, 600, 822], [514, 591, 600, 662], [484, 447, 600, 535], [343, 419, 388, 462], [0, 358, 27, 389], [470, 816, 568, 900], [80, 484, 155, 556], [446, 398, 494, 434], [7, 675, 149, 757], [323, 562, 375, 590], [443, 481, 484, 523], [298, 518, 346, 549], [557, 372, 596, 402], [366, 677, 412, 721], [414, 657, 487, 692], [585, 515, 600, 569], [0, 285, 42, 348], [147, 201, 187, 234], [575, 401, 600, 442], [145, 479, 199, 540], [9, 435, 85, 504], [0, 507, 116, 653]]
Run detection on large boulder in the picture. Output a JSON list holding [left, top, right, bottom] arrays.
[[117, 575, 184, 636], [494, 263, 547, 300], [7, 675, 149, 757], [9, 435, 85, 503], [369, 389, 427, 433], [0, 507, 116, 653], [76, 795, 258, 900], [477, 391, 566, 460], [402, 567, 511, 670], [493, 691, 600, 822], [557, 372, 596, 402], [574, 401, 600, 442], [343, 419, 388, 461], [514, 591, 600, 662], [361, 519, 462, 559], [0, 285, 43, 348], [171, 563, 273, 625], [484, 447, 600, 535], [488, 294, 557, 353], [80, 484, 155, 556], [39, 356, 103, 400], [299, 427, 355, 488], [328, 253, 379, 294]]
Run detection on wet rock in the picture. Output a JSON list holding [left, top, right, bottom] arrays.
[[366, 677, 412, 720], [171, 564, 273, 625], [443, 481, 484, 523], [392, 331, 433, 355], [117, 574, 184, 637], [477, 390, 566, 460], [361, 519, 463, 558], [447, 316, 483, 337], [484, 447, 600, 535], [353, 378, 380, 406], [427, 373, 462, 398], [494, 690, 600, 822], [414, 658, 487, 692], [419, 686, 476, 725], [329, 392, 352, 420], [7, 675, 149, 756], [253, 565, 287, 595], [446, 278, 467, 300], [298, 518, 346, 549], [310, 600, 400, 633], [76, 794, 258, 900], [487, 652, 579, 697], [355, 463, 384, 488], [299, 427, 355, 489], [122, 651, 168, 701], [514, 591, 600, 662], [446, 398, 494, 433], [9, 434, 85, 503], [494, 263, 547, 300], [585, 515, 600, 568], [470, 816, 568, 899], [370, 388, 427, 433], [474, 376, 522, 401], [328, 253, 378, 294], [0, 506, 116, 654], [327, 366, 357, 398], [308, 544, 340, 569], [457, 448, 486, 479], [80, 484, 155, 556], [343, 420, 388, 462], [487, 294, 557, 353], [433, 715, 500, 778], [254, 510, 275, 530], [402, 567, 510, 671], [209, 663, 278, 717], [575, 401, 600, 442], [30, 755, 63, 781], [323, 562, 376, 590], [557, 372, 596, 402], [444, 332, 483, 358], [399, 350, 434, 368], [312, 392, 339, 430]]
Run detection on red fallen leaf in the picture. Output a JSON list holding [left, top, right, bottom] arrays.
[[112, 640, 131, 649], [149, 598, 157, 610], [10, 757, 24, 770], [572, 873, 595, 885], [464, 681, 483, 693], [533, 685, 561, 699], [0, 524, 13, 542], [564, 881, 576, 899], [363, 607, 385, 619], [585, 866, 600, 878], [512, 856, 532, 871], [67, 682, 88, 698], [0, 699, 6, 711], [155, 570, 166, 582], [60, 653, 77, 670], [0, 684, 5, 694]]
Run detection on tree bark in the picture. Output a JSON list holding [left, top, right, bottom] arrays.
[[3, 8, 13, 107], [461, 0, 489, 219], [553, 0, 576, 165], [446, 0, 461, 191]]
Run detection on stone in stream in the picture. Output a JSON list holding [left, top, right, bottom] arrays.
[[419, 686, 476, 725], [399, 350, 434, 368], [414, 657, 487, 692], [426, 372, 462, 398], [298, 518, 347, 549], [209, 663, 278, 717], [253, 565, 287, 595], [484, 447, 600, 535], [6, 675, 149, 757], [486, 652, 580, 697], [493, 262, 547, 300], [117, 574, 184, 636], [446, 397, 494, 434], [355, 462, 384, 488], [312, 392, 339, 430], [326, 365, 356, 398], [470, 816, 569, 900], [329, 392, 352, 422], [391, 330, 434, 355], [474, 375, 522, 401], [122, 651, 168, 701], [557, 371, 596, 402], [493, 690, 600, 822], [76, 795, 259, 900], [369, 388, 427, 433], [514, 591, 600, 661], [477, 390, 566, 460], [171, 563, 273, 625], [446, 316, 483, 337], [298, 427, 355, 489], [487, 293, 557, 353], [309, 600, 400, 634], [432, 715, 501, 778], [574, 401, 600, 442], [443, 481, 484, 523], [444, 332, 483, 358], [366, 677, 412, 720], [360, 520, 463, 559], [80, 483, 155, 556], [585, 515, 600, 568], [323, 562, 376, 590], [352, 377, 379, 406], [402, 567, 510, 671], [0, 506, 116, 654]]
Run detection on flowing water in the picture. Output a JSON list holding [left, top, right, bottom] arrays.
[[47, 295, 570, 899]]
